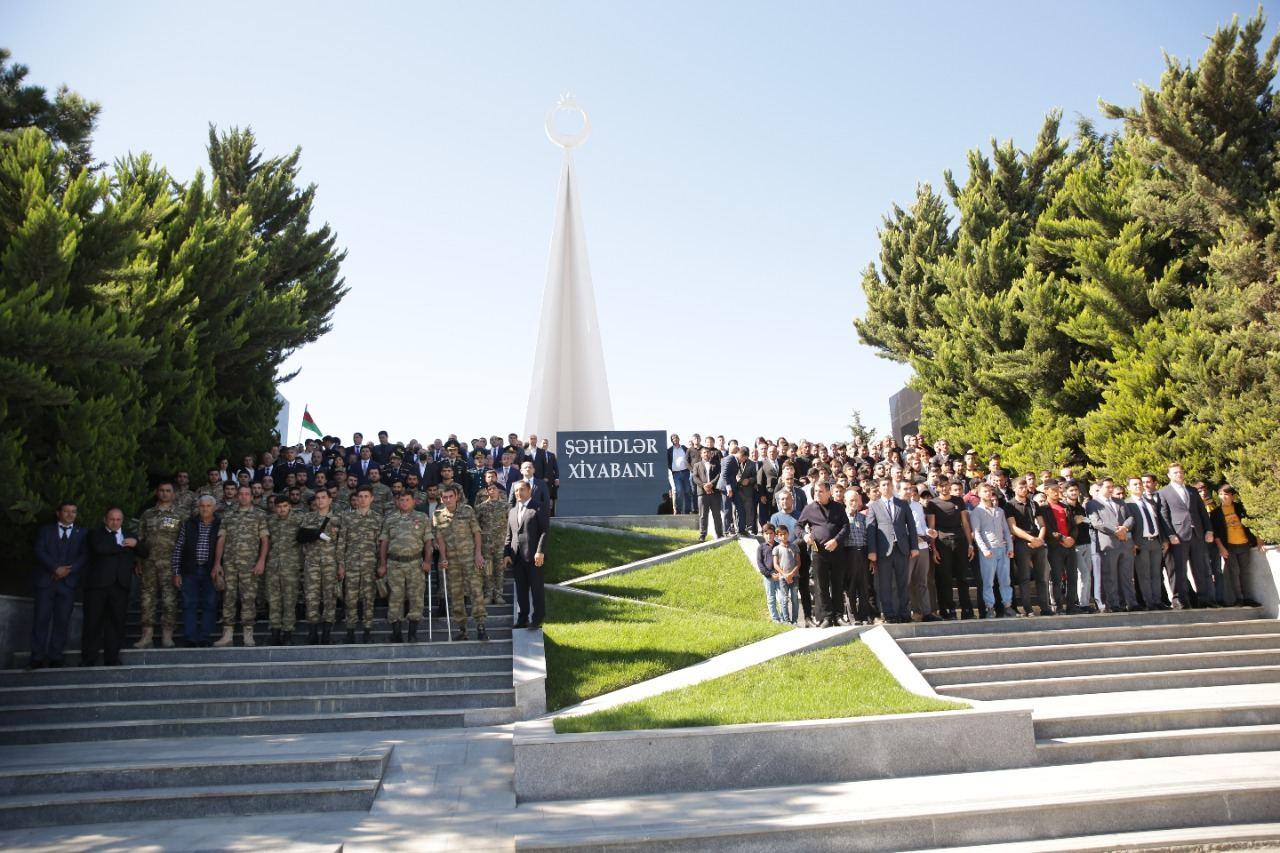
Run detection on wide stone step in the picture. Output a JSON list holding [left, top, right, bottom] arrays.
[[513, 770, 1280, 851], [0, 653, 513, 685], [0, 688, 515, 724], [1034, 702, 1280, 739], [910, 822, 1280, 853], [66, 638, 514, 666], [120, 606, 518, 632], [0, 671, 511, 705], [0, 705, 517, 744], [896, 618, 1278, 653], [0, 746, 390, 796], [922, 648, 1279, 686], [1035, 723, 1280, 765], [887, 606, 1266, 640], [910, 633, 1280, 670], [936, 664, 1280, 700], [0, 778, 380, 829]]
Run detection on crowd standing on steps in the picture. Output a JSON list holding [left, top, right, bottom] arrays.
[[27, 432, 556, 668], [666, 433, 1267, 628]]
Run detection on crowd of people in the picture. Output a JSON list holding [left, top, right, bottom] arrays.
[[664, 433, 1267, 628], [28, 432, 555, 669]]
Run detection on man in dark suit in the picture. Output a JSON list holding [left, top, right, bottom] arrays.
[[865, 478, 919, 623], [82, 508, 138, 667], [496, 450, 521, 494], [504, 481, 549, 628], [756, 445, 781, 529], [1159, 462, 1217, 608], [508, 461, 552, 526], [271, 446, 304, 485], [692, 446, 724, 541], [734, 449, 758, 535], [31, 501, 89, 669], [371, 430, 395, 466], [718, 450, 743, 536], [532, 438, 560, 514], [353, 445, 377, 485]]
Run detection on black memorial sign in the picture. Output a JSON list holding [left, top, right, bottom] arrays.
[[555, 430, 667, 517]]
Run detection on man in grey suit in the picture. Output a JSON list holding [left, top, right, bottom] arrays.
[[1158, 462, 1217, 608], [504, 481, 548, 629], [865, 477, 919, 623], [692, 447, 723, 541], [1088, 479, 1138, 612]]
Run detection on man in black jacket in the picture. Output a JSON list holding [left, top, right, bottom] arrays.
[[504, 481, 549, 629], [82, 508, 138, 666], [172, 496, 222, 646]]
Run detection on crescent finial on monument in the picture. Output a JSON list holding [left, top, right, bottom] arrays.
[[546, 94, 591, 149]]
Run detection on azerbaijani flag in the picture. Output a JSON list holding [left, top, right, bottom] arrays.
[[301, 406, 323, 438]]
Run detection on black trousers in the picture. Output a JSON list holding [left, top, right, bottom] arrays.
[[82, 582, 129, 666], [934, 535, 970, 614], [810, 546, 845, 624], [697, 492, 724, 538], [512, 555, 545, 624], [843, 546, 872, 622], [797, 545, 813, 622], [1012, 544, 1052, 613]]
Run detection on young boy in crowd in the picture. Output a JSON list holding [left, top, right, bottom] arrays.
[[772, 524, 801, 624], [757, 524, 785, 622]]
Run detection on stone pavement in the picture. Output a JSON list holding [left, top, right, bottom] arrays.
[[0, 727, 518, 852]]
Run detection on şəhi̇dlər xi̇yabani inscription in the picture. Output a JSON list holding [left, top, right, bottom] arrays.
[[554, 430, 666, 516]]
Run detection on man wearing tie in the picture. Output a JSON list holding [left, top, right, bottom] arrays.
[[355, 445, 376, 485], [30, 501, 89, 669], [496, 450, 521, 495], [1158, 462, 1217, 608], [1130, 475, 1171, 610], [1089, 479, 1138, 612], [865, 478, 919, 624], [83, 508, 138, 667], [504, 481, 549, 629], [691, 447, 724, 542]]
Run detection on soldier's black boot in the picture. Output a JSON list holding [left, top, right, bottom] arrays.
[[390, 622, 403, 643], [345, 628, 355, 644], [307, 624, 319, 645], [362, 628, 372, 643], [321, 623, 332, 645], [281, 629, 292, 646], [407, 620, 418, 643], [270, 628, 281, 645]]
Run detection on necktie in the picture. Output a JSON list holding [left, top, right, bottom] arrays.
[[1139, 499, 1155, 534], [60, 526, 70, 541]]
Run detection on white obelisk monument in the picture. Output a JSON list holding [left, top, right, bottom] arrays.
[[524, 95, 614, 445]]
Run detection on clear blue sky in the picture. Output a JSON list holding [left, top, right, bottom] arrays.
[[3, 0, 1264, 447]]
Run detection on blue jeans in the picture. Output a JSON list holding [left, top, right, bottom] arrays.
[[780, 581, 800, 623], [181, 568, 218, 643], [762, 576, 783, 621], [978, 545, 1012, 610], [672, 469, 693, 514]]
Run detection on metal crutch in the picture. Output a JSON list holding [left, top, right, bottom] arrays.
[[440, 559, 452, 642]]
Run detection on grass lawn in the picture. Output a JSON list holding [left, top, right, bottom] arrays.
[[543, 526, 691, 584], [544, 588, 785, 711], [555, 640, 968, 733], [579, 544, 769, 623]]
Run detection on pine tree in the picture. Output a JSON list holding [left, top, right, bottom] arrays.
[[0, 48, 100, 173]]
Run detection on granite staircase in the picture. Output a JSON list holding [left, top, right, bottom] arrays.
[[0, 580, 517, 827]]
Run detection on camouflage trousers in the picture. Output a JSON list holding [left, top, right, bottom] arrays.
[[344, 558, 378, 628], [386, 556, 425, 623], [306, 559, 339, 624], [446, 557, 487, 627], [266, 561, 301, 631], [221, 559, 259, 626], [481, 545, 505, 598], [137, 558, 178, 631]]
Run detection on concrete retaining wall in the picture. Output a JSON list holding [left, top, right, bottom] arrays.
[[514, 707, 1035, 802], [513, 625, 547, 719], [1245, 546, 1280, 619], [556, 514, 696, 530], [0, 593, 83, 669]]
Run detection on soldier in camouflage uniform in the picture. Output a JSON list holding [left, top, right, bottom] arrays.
[[195, 468, 222, 505], [213, 485, 269, 647], [367, 467, 394, 516], [341, 486, 382, 643], [218, 482, 239, 517], [475, 482, 509, 604], [434, 484, 487, 641], [173, 471, 197, 517], [379, 491, 433, 642], [135, 480, 184, 648], [299, 489, 343, 644], [265, 496, 304, 644]]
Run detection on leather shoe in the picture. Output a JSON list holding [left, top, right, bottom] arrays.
[[513, 619, 529, 629], [528, 620, 543, 630], [922, 613, 941, 622], [477, 625, 488, 641]]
